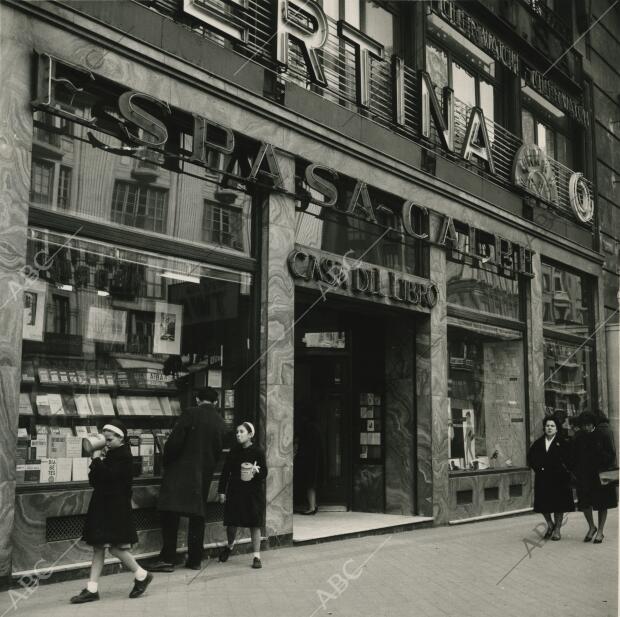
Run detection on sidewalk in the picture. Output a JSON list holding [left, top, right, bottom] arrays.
[[1, 510, 617, 617]]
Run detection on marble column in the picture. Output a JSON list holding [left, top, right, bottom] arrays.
[[259, 152, 295, 540], [424, 215, 449, 523], [0, 6, 32, 581], [385, 319, 415, 515], [527, 252, 546, 442]]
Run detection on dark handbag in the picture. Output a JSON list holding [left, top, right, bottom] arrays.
[[599, 468, 619, 486]]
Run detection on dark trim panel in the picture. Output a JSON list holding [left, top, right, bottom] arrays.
[[446, 304, 527, 332], [29, 207, 257, 273]]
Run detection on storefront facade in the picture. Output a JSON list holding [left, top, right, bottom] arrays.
[[0, 0, 610, 583]]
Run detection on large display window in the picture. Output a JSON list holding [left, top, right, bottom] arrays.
[[447, 325, 527, 473], [17, 228, 254, 486]]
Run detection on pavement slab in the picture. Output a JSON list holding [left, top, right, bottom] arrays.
[[0, 510, 617, 617]]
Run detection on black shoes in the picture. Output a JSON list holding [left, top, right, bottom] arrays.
[[584, 527, 597, 542], [70, 589, 100, 604], [218, 546, 232, 562], [185, 560, 202, 570], [148, 560, 174, 573], [129, 572, 153, 599], [543, 525, 554, 539], [593, 534, 605, 544], [252, 557, 262, 569], [300, 508, 318, 515]]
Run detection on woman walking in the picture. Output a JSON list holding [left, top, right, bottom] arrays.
[[527, 416, 575, 541], [217, 422, 268, 569], [70, 421, 153, 603], [576, 411, 618, 544]]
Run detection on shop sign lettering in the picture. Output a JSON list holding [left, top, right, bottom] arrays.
[[287, 249, 440, 310]]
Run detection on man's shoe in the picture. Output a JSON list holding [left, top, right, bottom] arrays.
[[218, 546, 232, 562], [70, 589, 100, 604], [148, 560, 174, 572], [252, 557, 262, 569], [185, 561, 202, 570], [129, 573, 153, 599]]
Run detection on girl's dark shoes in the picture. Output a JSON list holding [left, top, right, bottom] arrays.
[[593, 533, 605, 544], [129, 572, 153, 599], [584, 527, 597, 542], [543, 525, 554, 539], [218, 546, 232, 562], [252, 557, 262, 569], [70, 589, 99, 604]]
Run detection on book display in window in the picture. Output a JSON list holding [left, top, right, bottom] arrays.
[[358, 393, 383, 461]]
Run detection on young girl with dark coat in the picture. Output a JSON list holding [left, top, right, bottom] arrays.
[[70, 421, 153, 603], [217, 422, 268, 569]]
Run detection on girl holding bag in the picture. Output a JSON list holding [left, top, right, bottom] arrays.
[[217, 422, 268, 569]]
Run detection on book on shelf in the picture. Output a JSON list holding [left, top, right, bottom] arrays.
[[74, 394, 91, 416], [76, 370, 88, 385], [115, 396, 131, 416], [104, 372, 116, 386], [147, 396, 163, 415], [48, 434, 67, 458], [65, 436, 83, 458], [56, 457, 73, 482], [140, 433, 155, 476], [35, 424, 49, 435], [58, 370, 70, 384], [18, 427, 29, 439], [19, 393, 34, 415], [116, 371, 130, 388], [47, 393, 65, 416], [88, 426, 99, 435], [88, 393, 104, 416], [17, 460, 42, 483], [97, 374, 107, 386], [49, 369, 61, 384], [68, 370, 79, 384], [35, 394, 52, 416], [74, 425, 89, 437], [30, 437, 48, 459], [158, 397, 172, 416], [62, 394, 77, 416], [88, 372, 98, 386], [99, 393, 116, 416], [169, 398, 181, 416], [72, 457, 90, 481], [38, 368, 51, 384], [128, 434, 140, 457], [21, 361, 35, 383]]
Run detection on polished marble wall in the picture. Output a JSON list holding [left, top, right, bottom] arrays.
[[259, 152, 296, 538], [385, 320, 415, 514], [0, 6, 32, 580]]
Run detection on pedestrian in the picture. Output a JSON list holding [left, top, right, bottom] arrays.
[[527, 415, 575, 541], [149, 387, 226, 572], [587, 410, 618, 543], [294, 411, 322, 515], [217, 422, 268, 569], [70, 420, 153, 603]]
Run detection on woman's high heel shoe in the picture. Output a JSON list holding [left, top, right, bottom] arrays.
[[593, 533, 604, 544], [584, 527, 597, 542], [300, 507, 318, 515]]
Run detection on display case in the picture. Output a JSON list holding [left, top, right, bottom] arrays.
[[358, 392, 383, 462]]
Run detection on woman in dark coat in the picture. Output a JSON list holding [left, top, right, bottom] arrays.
[[528, 415, 575, 541], [71, 421, 153, 604], [575, 411, 618, 544], [294, 413, 322, 514], [217, 422, 268, 569]]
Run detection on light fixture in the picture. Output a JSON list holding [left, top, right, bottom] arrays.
[[161, 271, 200, 284], [56, 284, 73, 292], [97, 289, 110, 297]]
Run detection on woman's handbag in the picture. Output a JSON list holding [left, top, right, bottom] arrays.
[[599, 468, 619, 486]]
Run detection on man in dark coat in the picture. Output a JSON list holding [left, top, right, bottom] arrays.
[[149, 387, 226, 571]]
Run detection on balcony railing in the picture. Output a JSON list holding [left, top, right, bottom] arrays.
[[132, 0, 593, 225], [520, 0, 571, 42]]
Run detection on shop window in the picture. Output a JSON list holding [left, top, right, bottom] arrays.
[[203, 201, 244, 251], [17, 228, 255, 487], [448, 325, 527, 474], [111, 181, 169, 234]]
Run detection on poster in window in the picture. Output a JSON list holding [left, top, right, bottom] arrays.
[[87, 307, 127, 344], [462, 409, 475, 468], [22, 279, 47, 342], [153, 302, 182, 355]]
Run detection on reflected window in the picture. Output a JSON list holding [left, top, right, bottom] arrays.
[[203, 201, 244, 250], [30, 160, 54, 206], [111, 182, 168, 234], [521, 109, 573, 168]]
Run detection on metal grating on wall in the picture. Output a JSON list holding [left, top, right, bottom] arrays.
[[46, 505, 225, 542]]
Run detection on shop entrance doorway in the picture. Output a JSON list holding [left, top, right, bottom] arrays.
[[294, 354, 350, 507]]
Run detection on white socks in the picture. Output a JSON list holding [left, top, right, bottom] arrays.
[[253, 552, 260, 559], [86, 581, 98, 593], [135, 567, 148, 581]]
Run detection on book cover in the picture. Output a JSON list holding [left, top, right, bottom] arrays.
[[147, 397, 163, 415], [88, 426, 99, 435], [158, 397, 172, 416], [74, 425, 89, 437], [22, 461, 42, 483], [56, 458, 73, 482], [35, 394, 51, 416], [115, 396, 131, 416], [21, 361, 36, 383], [68, 371, 79, 384], [128, 435, 140, 457], [47, 393, 65, 416], [49, 369, 60, 384], [99, 393, 116, 416], [87, 393, 104, 416], [65, 436, 83, 458], [48, 435, 66, 458], [72, 458, 90, 481], [61, 394, 77, 416], [18, 427, 29, 439], [116, 371, 130, 388], [139, 433, 155, 456], [30, 437, 48, 459], [58, 370, 70, 384], [35, 424, 49, 435], [74, 394, 92, 416], [76, 370, 88, 385], [38, 368, 50, 383], [40, 459, 58, 483], [169, 398, 181, 416]]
